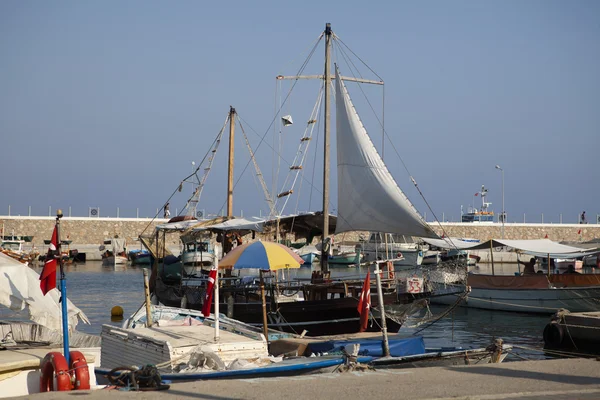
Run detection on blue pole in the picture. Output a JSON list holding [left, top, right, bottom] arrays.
[[60, 277, 70, 365], [55, 210, 70, 366]]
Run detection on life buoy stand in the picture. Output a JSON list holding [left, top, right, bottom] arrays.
[[40, 352, 71, 392], [40, 351, 91, 392]]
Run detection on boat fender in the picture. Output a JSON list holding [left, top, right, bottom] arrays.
[[69, 351, 91, 390], [40, 352, 71, 392], [543, 322, 565, 347]]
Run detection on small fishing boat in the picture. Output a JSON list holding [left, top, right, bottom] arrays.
[[0, 239, 38, 265], [96, 304, 511, 384], [299, 251, 319, 265], [100, 238, 128, 267], [128, 248, 151, 266]]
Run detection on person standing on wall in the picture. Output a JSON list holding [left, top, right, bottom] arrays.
[[580, 211, 586, 224], [164, 203, 171, 219]]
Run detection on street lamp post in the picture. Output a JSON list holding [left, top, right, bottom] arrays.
[[495, 165, 505, 239]]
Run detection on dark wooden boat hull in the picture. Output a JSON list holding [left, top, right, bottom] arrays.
[[154, 279, 401, 336]]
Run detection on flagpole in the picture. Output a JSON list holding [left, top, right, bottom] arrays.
[[55, 209, 70, 366], [214, 257, 220, 342], [375, 261, 390, 357]]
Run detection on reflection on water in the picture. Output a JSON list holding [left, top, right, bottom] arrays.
[[2, 261, 586, 361]]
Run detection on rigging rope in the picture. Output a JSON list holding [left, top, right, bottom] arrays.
[[213, 36, 323, 217], [238, 120, 276, 217], [140, 112, 230, 236]]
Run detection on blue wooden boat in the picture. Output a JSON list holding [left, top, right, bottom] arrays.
[[128, 249, 151, 266], [95, 355, 374, 382]]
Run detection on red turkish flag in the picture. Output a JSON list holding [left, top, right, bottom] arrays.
[[474, 193, 479, 196], [39, 226, 58, 295], [201, 266, 218, 317], [357, 272, 371, 332]]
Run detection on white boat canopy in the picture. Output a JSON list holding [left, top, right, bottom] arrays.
[[156, 219, 200, 231], [422, 238, 599, 258], [0, 252, 89, 331], [421, 237, 479, 250], [192, 218, 265, 233]]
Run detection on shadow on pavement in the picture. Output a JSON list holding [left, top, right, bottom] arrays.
[[161, 389, 241, 400], [447, 364, 600, 386]]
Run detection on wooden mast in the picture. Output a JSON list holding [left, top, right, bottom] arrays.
[[227, 106, 236, 218], [321, 23, 332, 273]]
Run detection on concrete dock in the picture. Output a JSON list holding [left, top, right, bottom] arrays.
[[20, 358, 600, 400]]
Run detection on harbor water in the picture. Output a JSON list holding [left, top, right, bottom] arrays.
[[5, 261, 598, 361]]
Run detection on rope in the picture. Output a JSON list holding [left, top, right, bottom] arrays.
[[139, 112, 229, 236], [464, 296, 599, 311], [107, 365, 170, 391], [411, 291, 470, 335], [510, 344, 597, 359]]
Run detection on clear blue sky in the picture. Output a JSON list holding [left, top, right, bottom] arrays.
[[1, 1, 599, 223]]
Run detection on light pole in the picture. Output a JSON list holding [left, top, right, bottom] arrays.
[[495, 165, 504, 238]]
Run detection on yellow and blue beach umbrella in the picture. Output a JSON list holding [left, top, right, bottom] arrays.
[[219, 241, 304, 270]]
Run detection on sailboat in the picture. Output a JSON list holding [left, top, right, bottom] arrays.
[[145, 24, 465, 336]]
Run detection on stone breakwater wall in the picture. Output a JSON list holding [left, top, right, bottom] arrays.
[[2, 217, 599, 248], [328, 223, 600, 244], [0, 216, 180, 247]]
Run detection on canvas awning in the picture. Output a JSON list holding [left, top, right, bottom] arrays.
[[192, 218, 265, 233], [428, 238, 599, 258], [156, 219, 200, 231], [421, 237, 478, 250]]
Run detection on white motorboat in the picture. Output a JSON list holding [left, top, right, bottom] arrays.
[[359, 233, 426, 266], [180, 239, 217, 276], [100, 238, 128, 267]]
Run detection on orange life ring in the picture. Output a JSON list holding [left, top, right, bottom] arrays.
[[69, 351, 91, 390], [39, 351, 91, 392], [40, 352, 71, 392]]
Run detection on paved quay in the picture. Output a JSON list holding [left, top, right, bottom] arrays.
[[20, 358, 600, 400]]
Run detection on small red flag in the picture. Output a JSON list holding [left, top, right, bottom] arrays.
[[544, 234, 548, 239], [201, 266, 218, 317], [357, 272, 371, 332], [39, 226, 58, 295], [474, 193, 479, 196], [578, 229, 582, 235]]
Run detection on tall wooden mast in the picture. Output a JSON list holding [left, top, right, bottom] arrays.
[[227, 106, 236, 218], [275, 24, 382, 271], [321, 23, 332, 273]]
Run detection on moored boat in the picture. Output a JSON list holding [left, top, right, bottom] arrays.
[[432, 274, 600, 313], [100, 238, 128, 267]]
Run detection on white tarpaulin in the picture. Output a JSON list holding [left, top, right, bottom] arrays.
[[421, 237, 480, 250], [156, 219, 200, 231], [193, 218, 264, 232], [334, 68, 437, 238], [450, 239, 593, 257], [0, 253, 89, 331]]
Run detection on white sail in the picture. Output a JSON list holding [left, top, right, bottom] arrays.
[[335, 69, 437, 238]]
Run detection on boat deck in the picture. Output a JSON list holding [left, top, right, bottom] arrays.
[[0, 347, 97, 374], [100, 323, 269, 369]]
